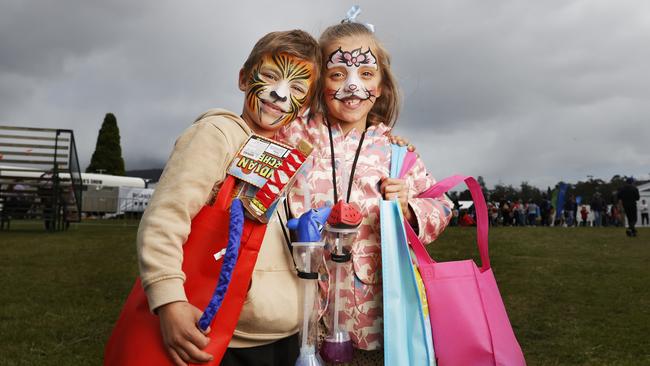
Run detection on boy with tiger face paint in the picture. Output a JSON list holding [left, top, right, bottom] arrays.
[[240, 53, 316, 131], [136, 30, 321, 366]]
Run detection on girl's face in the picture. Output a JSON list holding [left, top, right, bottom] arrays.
[[323, 36, 382, 127]]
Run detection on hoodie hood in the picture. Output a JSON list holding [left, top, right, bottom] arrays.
[[193, 108, 251, 135]]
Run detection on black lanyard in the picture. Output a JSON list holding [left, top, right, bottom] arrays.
[[327, 119, 366, 204], [277, 197, 294, 263], [277, 198, 318, 279]]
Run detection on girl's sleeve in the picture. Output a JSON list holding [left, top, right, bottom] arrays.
[[404, 157, 453, 245], [275, 116, 312, 147], [275, 114, 328, 148], [276, 115, 325, 218]]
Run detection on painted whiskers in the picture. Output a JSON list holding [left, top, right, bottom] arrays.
[[246, 53, 313, 126]]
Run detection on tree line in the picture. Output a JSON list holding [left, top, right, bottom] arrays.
[[453, 175, 641, 206], [85, 112, 643, 203]]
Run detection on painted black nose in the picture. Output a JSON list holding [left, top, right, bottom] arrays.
[[270, 90, 287, 103]]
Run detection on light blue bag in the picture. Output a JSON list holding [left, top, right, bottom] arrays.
[[381, 145, 436, 365]]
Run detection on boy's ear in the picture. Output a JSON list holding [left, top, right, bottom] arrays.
[[238, 69, 248, 92]]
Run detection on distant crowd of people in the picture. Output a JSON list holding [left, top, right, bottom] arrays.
[[449, 178, 645, 237]]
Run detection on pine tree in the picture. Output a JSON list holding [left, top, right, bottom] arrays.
[[86, 113, 125, 175]]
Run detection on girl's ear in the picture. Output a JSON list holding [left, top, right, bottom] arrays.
[[238, 69, 247, 92]]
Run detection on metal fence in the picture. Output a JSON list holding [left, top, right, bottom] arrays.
[[1, 126, 83, 231]]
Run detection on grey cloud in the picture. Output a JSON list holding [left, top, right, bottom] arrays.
[[1, 0, 648, 187]]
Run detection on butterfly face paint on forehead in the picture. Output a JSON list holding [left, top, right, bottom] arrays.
[[325, 47, 379, 103], [245, 53, 315, 128]]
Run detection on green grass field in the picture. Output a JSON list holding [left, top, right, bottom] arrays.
[[1, 222, 648, 365]]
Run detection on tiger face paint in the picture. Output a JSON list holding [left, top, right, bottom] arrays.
[[242, 53, 315, 133]]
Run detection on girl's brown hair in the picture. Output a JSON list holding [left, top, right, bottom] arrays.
[[319, 22, 401, 127]]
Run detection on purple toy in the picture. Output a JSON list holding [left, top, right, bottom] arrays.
[[320, 221, 360, 364]]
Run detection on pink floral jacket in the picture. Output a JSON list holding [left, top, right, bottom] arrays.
[[275, 114, 452, 350]]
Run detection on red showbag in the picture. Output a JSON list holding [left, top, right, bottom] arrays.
[[104, 176, 267, 365]]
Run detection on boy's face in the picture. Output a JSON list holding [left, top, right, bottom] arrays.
[[323, 36, 382, 126], [240, 53, 315, 134]]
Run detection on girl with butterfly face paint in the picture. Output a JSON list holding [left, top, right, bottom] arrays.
[[323, 41, 382, 134], [277, 20, 453, 364]]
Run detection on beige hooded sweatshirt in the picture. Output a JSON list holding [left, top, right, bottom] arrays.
[[137, 109, 301, 347]]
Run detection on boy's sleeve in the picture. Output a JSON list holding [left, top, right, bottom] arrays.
[[405, 157, 453, 245], [137, 120, 232, 312]]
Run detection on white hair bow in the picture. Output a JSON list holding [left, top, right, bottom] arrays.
[[342, 5, 375, 33]]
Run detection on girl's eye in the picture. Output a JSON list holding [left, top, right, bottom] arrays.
[[330, 72, 344, 79], [362, 71, 374, 77]]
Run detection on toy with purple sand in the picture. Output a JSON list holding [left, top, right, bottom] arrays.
[[319, 200, 361, 363], [287, 191, 331, 366]]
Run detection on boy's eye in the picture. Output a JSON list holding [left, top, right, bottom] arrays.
[[261, 72, 278, 81], [291, 85, 306, 94]]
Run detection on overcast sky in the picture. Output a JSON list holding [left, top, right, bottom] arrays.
[[1, 0, 649, 189]]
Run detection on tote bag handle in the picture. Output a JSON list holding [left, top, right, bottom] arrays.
[[403, 172, 491, 272], [214, 175, 237, 210]]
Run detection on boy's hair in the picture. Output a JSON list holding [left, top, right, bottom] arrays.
[[242, 30, 321, 109], [319, 22, 401, 127]]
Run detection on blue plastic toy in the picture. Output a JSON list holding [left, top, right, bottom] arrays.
[[287, 207, 332, 242]]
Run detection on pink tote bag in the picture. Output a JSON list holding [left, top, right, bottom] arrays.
[[404, 174, 526, 366]]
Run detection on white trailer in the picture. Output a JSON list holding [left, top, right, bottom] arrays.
[[1, 165, 149, 214]]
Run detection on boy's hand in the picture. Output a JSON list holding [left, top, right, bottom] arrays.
[[158, 301, 213, 366], [380, 178, 416, 225], [389, 134, 416, 152]]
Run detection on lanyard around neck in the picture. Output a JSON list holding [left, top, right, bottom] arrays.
[[326, 119, 367, 204]]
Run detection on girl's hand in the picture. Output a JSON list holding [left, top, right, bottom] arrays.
[[158, 301, 213, 366], [380, 178, 416, 224], [389, 134, 416, 152]]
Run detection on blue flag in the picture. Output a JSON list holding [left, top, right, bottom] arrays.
[[555, 183, 568, 218]]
